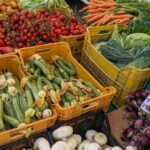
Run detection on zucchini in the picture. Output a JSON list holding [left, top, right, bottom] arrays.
[[39, 101, 49, 111], [53, 69, 63, 79], [82, 80, 100, 97], [4, 121, 12, 130], [0, 100, 4, 129], [27, 81, 39, 101], [26, 88, 34, 108], [41, 77, 54, 90], [37, 77, 43, 91], [72, 81, 84, 96], [19, 96, 28, 112], [28, 61, 35, 74], [12, 96, 24, 123], [57, 59, 75, 76], [34, 68, 41, 76], [60, 70, 70, 81], [62, 59, 76, 71], [13, 76, 20, 89], [3, 114, 20, 128], [64, 91, 73, 103], [52, 83, 60, 91], [4, 99, 15, 118], [33, 60, 54, 80], [52, 77, 62, 86]]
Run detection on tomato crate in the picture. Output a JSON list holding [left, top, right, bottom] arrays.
[[81, 25, 150, 108], [18, 42, 116, 120], [0, 110, 122, 150], [0, 55, 57, 146]]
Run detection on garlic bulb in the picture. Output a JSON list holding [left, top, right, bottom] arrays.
[[126, 146, 137, 150], [88, 142, 102, 150], [85, 130, 97, 140], [111, 146, 122, 150]]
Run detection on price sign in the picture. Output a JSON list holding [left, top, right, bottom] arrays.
[[140, 94, 150, 114]]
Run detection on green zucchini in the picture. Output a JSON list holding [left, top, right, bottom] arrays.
[[37, 77, 43, 91], [64, 91, 73, 103], [28, 61, 35, 74], [52, 83, 60, 91], [52, 77, 62, 86], [3, 114, 20, 128], [57, 59, 75, 76], [19, 97, 28, 112], [72, 81, 84, 96], [4, 100, 15, 118], [13, 76, 20, 89], [12, 96, 24, 123], [62, 59, 76, 71], [60, 70, 70, 81], [26, 88, 34, 108], [39, 101, 49, 111], [33, 60, 54, 80], [34, 68, 41, 76], [82, 80, 100, 97], [27, 81, 39, 101], [0, 100, 4, 129], [41, 77, 54, 90], [53, 69, 63, 79], [4, 121, 12, 130]]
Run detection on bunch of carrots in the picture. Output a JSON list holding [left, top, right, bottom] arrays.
[[80, 0, 134, 26]]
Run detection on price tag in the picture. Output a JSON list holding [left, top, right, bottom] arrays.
[[140, 94, 150, 114]]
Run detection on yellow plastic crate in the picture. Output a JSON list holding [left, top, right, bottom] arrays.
[[60, 34, 85, 61], [18, 42, 116, 120], [0, 55, 57, 146], [81, 25, 150, 107]]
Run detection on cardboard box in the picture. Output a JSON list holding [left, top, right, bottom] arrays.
[[108, 108, 130, 148]]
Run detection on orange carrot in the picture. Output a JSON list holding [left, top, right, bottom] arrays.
[[111, 14, 134, 19], [90, 19, 101, 26], [119, 18, 130, 23], [107, 19, 121, 25], [87, 8, 107, 13], [116, 10, 126, 15], [79, 7, 89, 12], [89, 2, 116, 8], [86, 13, 106, 23], [101, 14, 113, 24], [97, 14, 108, 25]]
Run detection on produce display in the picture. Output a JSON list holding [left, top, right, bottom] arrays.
[[0, 71, 53, 131], [22, 125, 136, 150], [122, 90, 150, 150], [93, 25, 150, 69], [25, 54, 100, 107], [0, 9, 87, 49], [0, 0, 20, 18], [80, 0, 134, 26], [19, 0, 69, 11]]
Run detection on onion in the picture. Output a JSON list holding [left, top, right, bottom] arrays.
[[88, 142, 102, 150]]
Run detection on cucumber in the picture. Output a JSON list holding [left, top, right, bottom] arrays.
[[57, 59, 75, 76], [12, 96, 24, 123], [4, 100, 15, 118], [0, 100, 4, 129], [19, 97, 28, 112], [62, 59, 76, 71], [3, 114, 20, 128], [26, 88, 34, 108], [82, 80, 100, 97]]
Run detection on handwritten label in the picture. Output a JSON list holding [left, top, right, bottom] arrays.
[[140, 94, 150, 114]]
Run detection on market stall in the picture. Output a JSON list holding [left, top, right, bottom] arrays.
[[0, 0, 150, 150]]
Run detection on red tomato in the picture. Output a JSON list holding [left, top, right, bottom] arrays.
[[0, 39, 5, 47]]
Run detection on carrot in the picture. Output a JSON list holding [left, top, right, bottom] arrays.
[[89, 2, 116, 8], [116, 10, 126, 15], [119, 18, 130, 23], [101, 14, 113, 24], [83, 14, 96, 20], [86, 13, 106, 23], [79, 7, 89, 12], [111, 14, 134, 19], [90, 19, 101, 26], [107, 19, 122, 25], [87, 8, 107, 13], [97, 14, 108, 25]]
